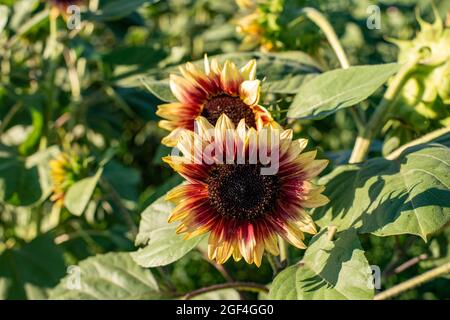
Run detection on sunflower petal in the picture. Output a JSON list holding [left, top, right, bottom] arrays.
[[302, 159, 329, 179], [240, 80, 260, 105], [301, 193, 330, 208], [263, 233, 280, 256], [221, 60, 242, 94], [240, 59, 257, 80]]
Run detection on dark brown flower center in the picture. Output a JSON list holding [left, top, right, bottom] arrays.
[[201, 95, 257, 128], [207, 164, 279, 221]]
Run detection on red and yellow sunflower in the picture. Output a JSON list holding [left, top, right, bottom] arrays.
[[163, 115, 329, 266], [157, 56, 277, 146]]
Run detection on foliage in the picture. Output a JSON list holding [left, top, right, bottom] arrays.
[[0, 0, 449, 301]]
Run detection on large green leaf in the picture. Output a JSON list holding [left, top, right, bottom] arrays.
[[102, 46, 166, 67], [0, 149, 41, 206], [18, 104, 43, 155], [0, 235, 66, 300], [314, 143, 450, 240], [131, 193, 205, 268], [49, 252, 164, 300], [103, 160, 141, 204], [269, 229, 374, 300], [64, 168, 103, 216], [89, 0, 156, 21], [0, 5, 8, 33], [138, 51, 321, 101], [140, 78, 176, 102], [287, 63, 400, 120]]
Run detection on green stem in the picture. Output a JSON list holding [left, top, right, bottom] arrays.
[[301, 7, 364, 131], [181, 282, 269, 300], [327, 226, 337, 241], [6, 9, 49, 49], [40, 13, 59, 150], [278, 237, 289, 266], [99, 178, 138, 236], [0, 102, 22, 137], [348, 58, 419, 163], [266, 253, 282, 276], [104, 86, 140, 120], [302, 7, 349, 69], [63, 48, 81, 101], [374, 262, 450, 300], [386, 127, 450, 160]]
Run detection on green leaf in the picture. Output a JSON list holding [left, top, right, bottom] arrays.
[[49, 252, 164, 300], [18, 104, 43, 155], [314, 144, 450, 240], [102, 46, 166, 67], [103, 160, 141, 203], [140, 78, 176, 102], [25, 146, 60, 202], [262, 74, 317, 95], [132, 193, 206, 268], [287, 63, 400, 120], [138, 51, 320, 101], [0, 235, 66, 300], [91, 0, 156, 21], [64, 168, 103, 216], [269, 229, 374, 300], [0, 149, 42, 206], [0, 5, 8, 33]]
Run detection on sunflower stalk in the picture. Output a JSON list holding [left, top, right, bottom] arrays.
[[374, 262, 450, 300], [0, 102, 22, 137], [278, 237, 289, 266], [385, 127, 450, 160], [301, 7, 365, 133], [327, 226, 337, 241], [349, 57, 419, 163], [181, 282, 269, 300], [266, 253, 283, 276], [41, 9, 60, 150]]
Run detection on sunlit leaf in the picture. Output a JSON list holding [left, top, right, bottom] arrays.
[[49, 252, 164, 300], [132, 193, 205, 267], [269, 229, 374, 300], [314, 143, 450, 240], [140, 78, 176, 102], [287, 64, 400, 119], [64, 168, 103, 216]]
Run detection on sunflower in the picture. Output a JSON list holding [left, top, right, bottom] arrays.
[[156, 56, 277, 147], [163, 115, 329, 266], [235, 12, 270, 50], [49, 152, 85, 207], [234, 0, 280, 52]]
